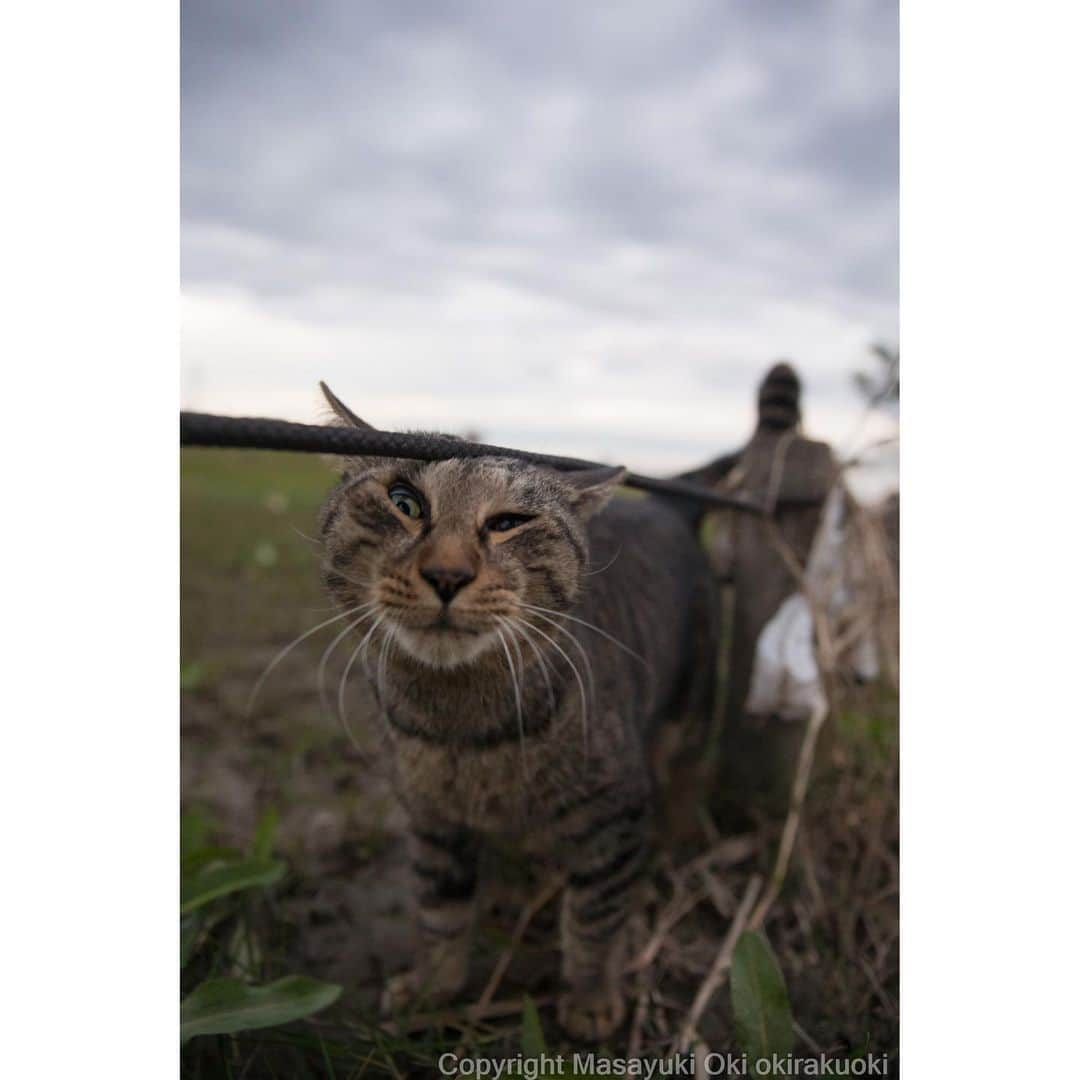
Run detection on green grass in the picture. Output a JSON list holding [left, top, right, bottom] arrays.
[[181, 449, 334, 682], [181, 449, 328, 592]]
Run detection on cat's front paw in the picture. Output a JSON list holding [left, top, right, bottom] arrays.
[[557, 986, 626, 1042], [380, 966, 465, 1017]]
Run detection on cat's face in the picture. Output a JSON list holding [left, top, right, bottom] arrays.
[[319, 444, 622, 670]]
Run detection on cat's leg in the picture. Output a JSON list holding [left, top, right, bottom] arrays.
[[381, 822, 480, 1014], [554, 794, 651, 1041]]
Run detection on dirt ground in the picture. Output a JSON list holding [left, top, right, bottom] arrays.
[[181, 449, 899, 1077]]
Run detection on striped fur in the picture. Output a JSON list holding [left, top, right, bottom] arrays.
[[317, 403, 715, 1041]]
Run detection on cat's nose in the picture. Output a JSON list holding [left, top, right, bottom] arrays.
[[419, 565, 476, 605]]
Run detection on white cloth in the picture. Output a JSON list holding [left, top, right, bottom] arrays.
[[745, 592, 823, 718], [745, 485, 878, 718]]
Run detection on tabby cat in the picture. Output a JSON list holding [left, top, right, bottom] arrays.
[[316, 384, 715, 1041]]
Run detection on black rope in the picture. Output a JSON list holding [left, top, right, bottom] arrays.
[[180, 411, 819, 514]]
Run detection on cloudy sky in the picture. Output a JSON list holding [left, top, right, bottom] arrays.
[[182, 0, 897, 494]]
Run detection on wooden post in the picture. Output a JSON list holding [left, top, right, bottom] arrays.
[[690, 364, 835, 817]]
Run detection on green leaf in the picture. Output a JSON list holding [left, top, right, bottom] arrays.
[[520, 995, 547, 1057], [180, 806, 216, 860], [730, 930, 794, 1077], [252, 807, 279, 860], [181, 975, 342, 1042], [180, 857, 285, 914], [182, 845, 241, 878]]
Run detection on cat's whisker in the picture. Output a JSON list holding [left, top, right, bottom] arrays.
[[584, 545, 622, 576], [337, 614, 384, 751], [494, 625, 529, 779], [518, 616, 592, 756], [373, 633, 388, 705], [247, 603, 372, 715], [320, 558, 372, 590], [291, 525, 324, 548], [522, 609, 598, 708], [500, 619, 529, 699], [375, 627, 398, 708], [316, 604, 377, 718], [503, 616, 557, 715], [519, 602, 652, 672]]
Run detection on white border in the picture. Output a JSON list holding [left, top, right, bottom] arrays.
[[2, 4, 177, 1077], [902, 3, 1078, 1075]]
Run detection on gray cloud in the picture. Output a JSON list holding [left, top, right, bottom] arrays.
[[181, 0, 897, 495]]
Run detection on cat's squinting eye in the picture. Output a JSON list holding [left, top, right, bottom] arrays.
[[388, 482, 424, 520], [485, 513, 533, 534]]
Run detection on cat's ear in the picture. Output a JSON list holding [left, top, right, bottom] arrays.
[[562, 465, 627, 520], [319, 381, 374, 430], [318, 381, 377, 474]]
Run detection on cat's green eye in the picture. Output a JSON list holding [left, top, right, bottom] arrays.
[[388, 483, 424, 520], [485, 513, 533, 534]]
